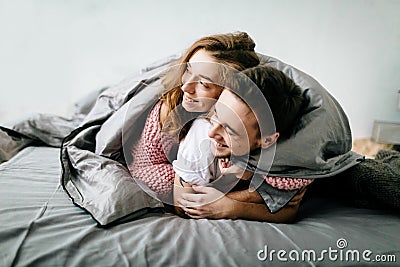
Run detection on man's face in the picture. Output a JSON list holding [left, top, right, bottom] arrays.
[[208, 90, 261, 158]]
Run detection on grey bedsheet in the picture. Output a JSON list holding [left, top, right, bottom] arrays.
[[1, 147, 399, 266]]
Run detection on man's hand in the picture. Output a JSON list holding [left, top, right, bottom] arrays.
[[176, 185, 236, 219]]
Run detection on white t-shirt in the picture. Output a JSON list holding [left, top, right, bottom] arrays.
[[173, 120, 301, 214], [172, 118, 219, 185]]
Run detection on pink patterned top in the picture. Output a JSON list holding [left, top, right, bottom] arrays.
[[263, 176, 313, 191], [128, 101, 177, 196]]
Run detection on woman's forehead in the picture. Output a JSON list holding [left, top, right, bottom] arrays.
[[188, 51, 221, 79], [189, 49, 216, 63]]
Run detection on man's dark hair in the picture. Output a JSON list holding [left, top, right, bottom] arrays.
[[241, 66, 304, 139]]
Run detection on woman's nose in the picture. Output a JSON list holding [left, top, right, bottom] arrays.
[[181, 82, 195, 94], [181, 76, 197, 94]]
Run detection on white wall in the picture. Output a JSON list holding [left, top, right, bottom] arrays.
[[0, 0, 399, 138]]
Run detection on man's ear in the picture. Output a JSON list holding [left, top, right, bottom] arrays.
[[260, 132, 280, 149]]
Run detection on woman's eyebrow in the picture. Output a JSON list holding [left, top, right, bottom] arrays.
[[187, 62, 214, 82], [199, 74, 214, 83]]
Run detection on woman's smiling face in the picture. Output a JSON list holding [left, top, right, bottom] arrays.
[[181, 49, 223, 113]]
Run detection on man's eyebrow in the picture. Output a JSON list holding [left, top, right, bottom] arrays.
[[213, 106, 241, 136], [212, 106, 218, 118], [224, 123, 240, 136]]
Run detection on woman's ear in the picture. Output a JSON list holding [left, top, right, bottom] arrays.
[[260, 132, 280, 149]]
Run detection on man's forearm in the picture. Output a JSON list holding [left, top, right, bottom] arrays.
[[226, 189, 264, 203], [229, 199, 298, 223]]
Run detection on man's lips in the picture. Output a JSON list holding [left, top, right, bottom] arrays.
[[214, 140, 229, 149]]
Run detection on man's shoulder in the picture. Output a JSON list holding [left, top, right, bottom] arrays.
[[191, 117, 211, 130], [178, 117, 212, 158]]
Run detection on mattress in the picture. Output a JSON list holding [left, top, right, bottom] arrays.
[[1, 146, 399, 266]]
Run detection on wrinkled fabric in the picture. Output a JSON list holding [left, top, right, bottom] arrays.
[[0, 53, 363, 225], [1, 147, 400, 266], [0, 126, 36, 163], [61, 60, 176, 225], [234, 54, 363, 178]]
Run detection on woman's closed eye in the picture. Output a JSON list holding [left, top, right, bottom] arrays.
[[199, 80, 209, 88], [184, 67, 191, 75], [183, 67, 209, 88]]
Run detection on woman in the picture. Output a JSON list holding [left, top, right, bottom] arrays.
[[128, 32, 260, 200]]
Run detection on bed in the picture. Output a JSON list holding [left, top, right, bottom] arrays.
[[1, 146, 399, 266], [1, 54, 399, 266]]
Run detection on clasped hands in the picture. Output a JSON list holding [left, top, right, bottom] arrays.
[[176, 158, 307, 220]]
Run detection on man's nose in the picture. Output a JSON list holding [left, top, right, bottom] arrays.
[[208, 122, 222, 140]]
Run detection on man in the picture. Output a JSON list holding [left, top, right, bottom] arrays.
[[176, 65, 400, 219], [175, 66, 311, 222]]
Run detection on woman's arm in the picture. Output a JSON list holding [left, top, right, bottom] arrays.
[[173, 174, 195, 218]]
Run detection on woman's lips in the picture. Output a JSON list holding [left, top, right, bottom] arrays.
[[183, 95, 198, 103]]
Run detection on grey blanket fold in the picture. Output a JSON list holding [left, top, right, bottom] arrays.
[[60, 60, 175, 225], [0, 53, 363, 225], [254, 54, 363, 178]]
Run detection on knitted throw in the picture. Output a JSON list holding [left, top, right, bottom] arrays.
[[346, 149, 400, 210]]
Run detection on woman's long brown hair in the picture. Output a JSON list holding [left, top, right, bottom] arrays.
[[160, 32, 260, 140]]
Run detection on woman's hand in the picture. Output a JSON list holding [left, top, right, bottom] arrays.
[[176, 185, 236, 219]]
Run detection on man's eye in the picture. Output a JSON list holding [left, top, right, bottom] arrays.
[[209, 115, 218, 124], [227, 129, 236, 136]]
